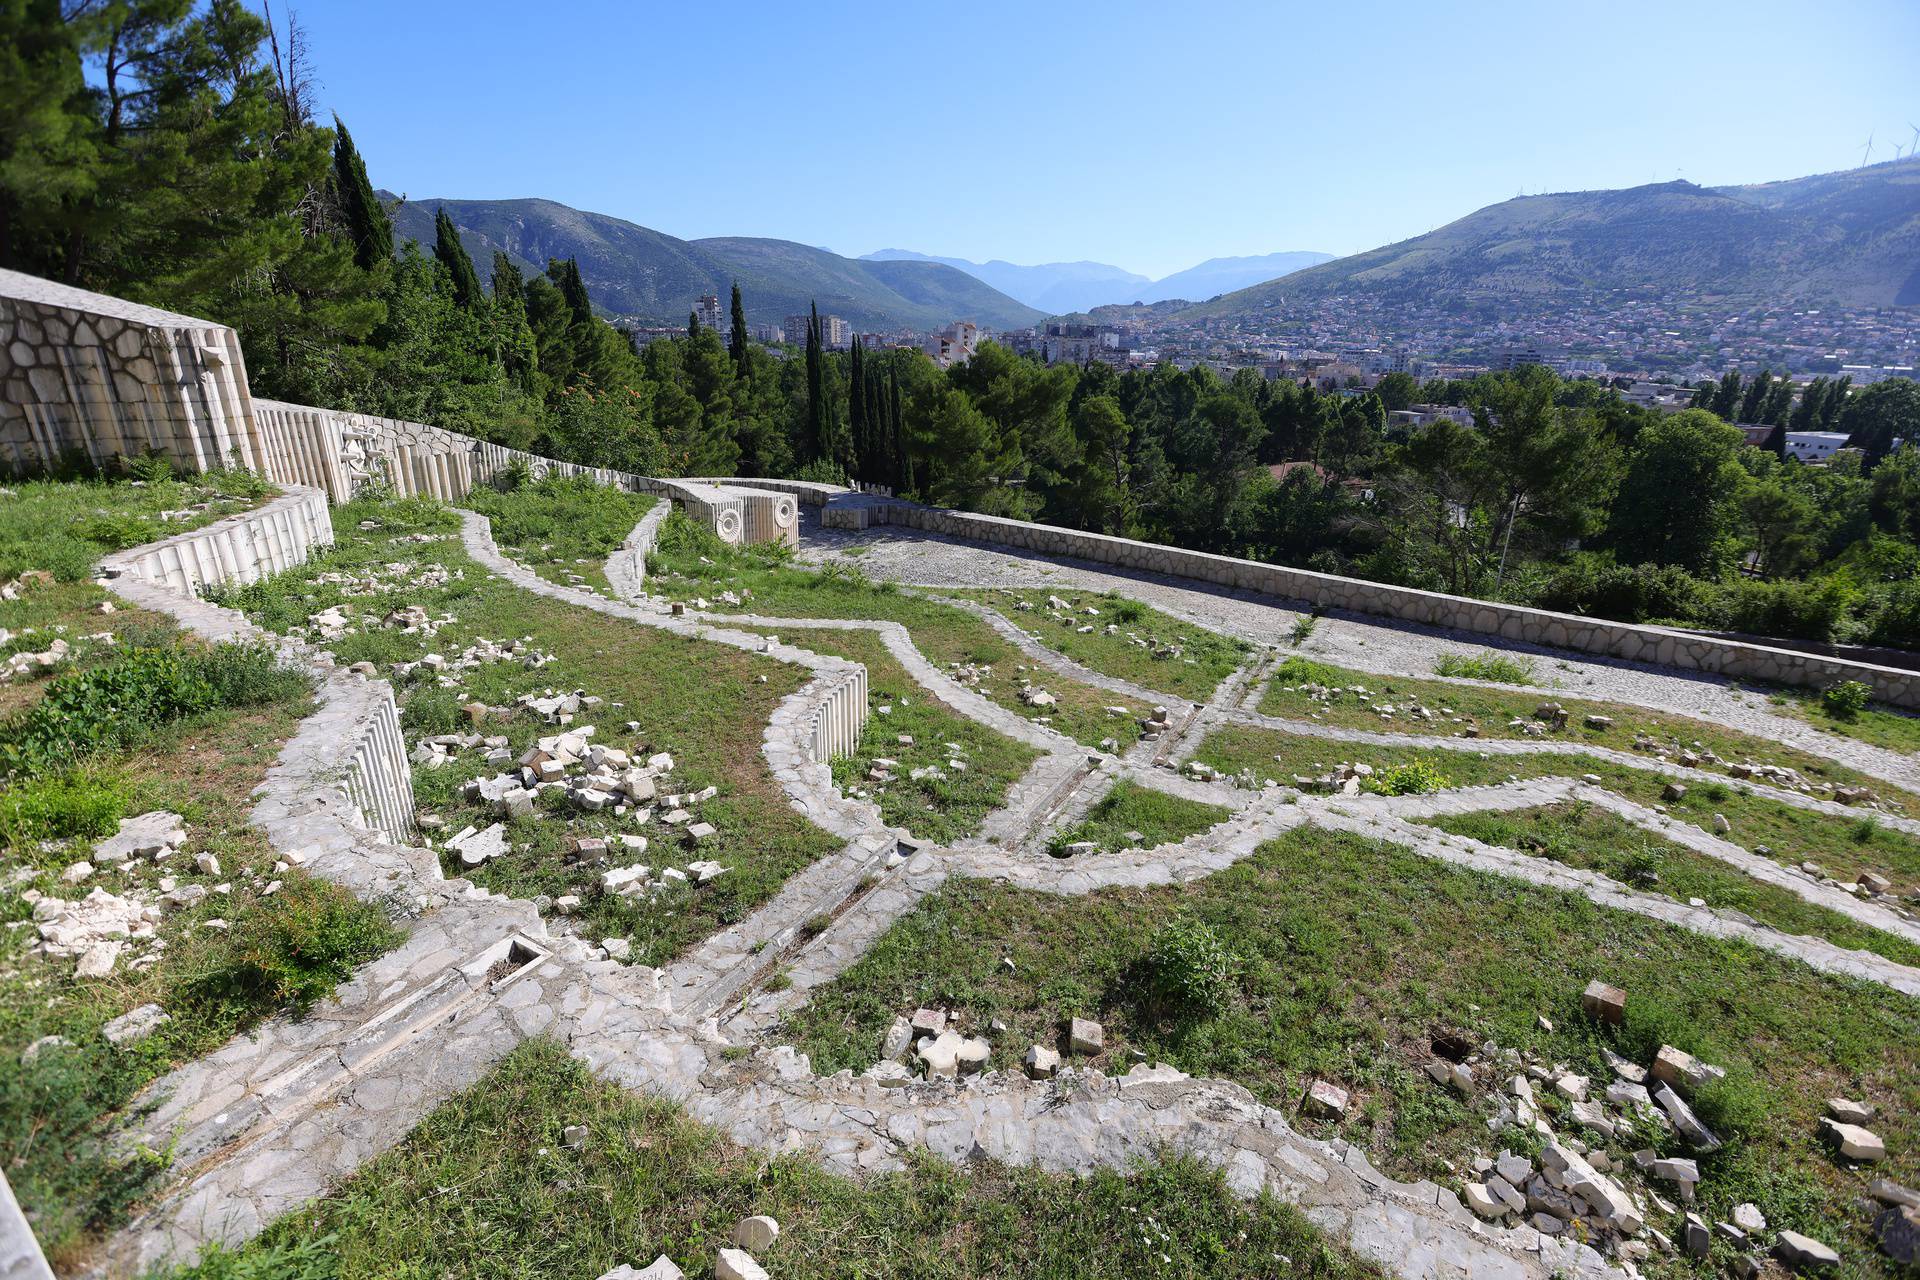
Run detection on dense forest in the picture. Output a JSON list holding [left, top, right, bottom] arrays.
[[4, 1, 1919, 648]]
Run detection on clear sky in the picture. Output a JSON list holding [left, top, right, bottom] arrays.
[[291, 0, 1920, 280]]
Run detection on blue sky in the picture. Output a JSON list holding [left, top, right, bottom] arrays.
[[292, 0, 1920, 280]]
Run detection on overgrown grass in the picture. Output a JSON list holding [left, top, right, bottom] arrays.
[[0, 467, 272, 582], [221, 496, 843, 967], [647, 515, 1151, 750], [748, 628, 1037, 844], [461, 473, 656, 568], [784, 827, 1920, 1277], [1769, 685, 1920, 757], [1417, 801, 1920, 968], [1255, 654, 1918, 814], [165, 1038, 1379, 1280], [964, 587, 1251, 703], [1431, 649, 1536, 684], [1050, 780, 1229, 854], [1191, 724, 1920, 892], [1, 696, 398, 1268]]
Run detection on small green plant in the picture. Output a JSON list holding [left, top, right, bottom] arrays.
[[800, 913, 834, 940], [1142, 914, 1238, 1018], [1820, 679, 1871, 721], [171, 876, 400, 1016], [0, 767, 131, 847], [1287, 614, 1319, 647], [1367, 759, 1452, 796], [1433, 650, 1536, 684], [1620, 842, 1665, 884], [1271, 655, 1344, 686]]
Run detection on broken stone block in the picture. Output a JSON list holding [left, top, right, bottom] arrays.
[[102, 1003, 169, 1046], [685, 822, 716, 842], [564, 1124, 588, 1150], [1822, 1118, 1887, 1161], [1859, 871, 1892, 895], [1581, 979, 1626, 1024], [1024, 1044, 1060, 1079], [732, 1216, 779, 1252], [881, 1017, 913, 1061], [916, 1031, 990, 1078], [1828, 1097, 1875, 1125], [1650, 1044, 1725, 1094], [910, 1007, 946, 1037], [1733, 1202, 1766, 1232], [1654, 1082, 1723, 1152], [1663, 782, 1687, 803], [1303, 1079, 1349, 1119], [1682, 1213, 1711, 1258], [1774, 1229, 1841, 1273], [1462, 1180, 1503, 1219], [1876, 1204, 1920, 1267], [1068, 1017, 1104, 1055]]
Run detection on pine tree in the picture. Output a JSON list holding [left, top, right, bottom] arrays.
[[728, 281, 749, 374], [432, 207, 483, 312], [329, 117, 391, 272]]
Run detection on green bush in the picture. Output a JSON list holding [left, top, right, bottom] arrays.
[[171, 876, 400, 1016], [1367, 759, 1452, 796], [0, 767, 131, 847], [0, 642, 306, 776], [1142, 915, 1237, 1018], [1433, 650, 1536, 684], [1271, 655, 1346, 687], [1820, 679, 1872, 720], [464, 473, 653, 564]]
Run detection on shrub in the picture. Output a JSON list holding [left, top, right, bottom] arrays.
[[0, 768, 130, 847], [1287, 614, 1319, 647], [1367, 759, 1452, 796], [1433, 650, 1536, 684], [464, 473, 651, 563], [1142, 915, 1238, 1019], [1820, 679, 1871, 721], [171, 876, 400, 1016], [0, 642, 306, 776], [1271, 655, 1345, 687]]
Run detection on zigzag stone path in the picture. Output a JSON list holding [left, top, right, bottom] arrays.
[[70, 494, 1920, 1279]]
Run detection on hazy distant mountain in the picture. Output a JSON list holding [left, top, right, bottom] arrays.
[[862, 248, 1331, 313], [861, 250, 1151, 315], [1134, 252, 1335, 303], [1180, 157, 1920, 321], [386, 196, 1044, 332]]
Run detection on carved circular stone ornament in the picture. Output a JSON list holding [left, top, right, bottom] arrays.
[[775, 497, 797, 526], [716, 507, 743, 542]]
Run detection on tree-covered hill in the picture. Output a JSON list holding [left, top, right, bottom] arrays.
[[1181, 157, 1920, 318], [387, 196, 1043, 331]]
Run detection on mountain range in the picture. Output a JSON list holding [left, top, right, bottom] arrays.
[[1182, 156, 1920, 321], [858, 249, 1334, 313], [384, 195, 1044, 332]]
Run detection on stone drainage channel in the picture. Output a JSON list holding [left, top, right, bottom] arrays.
[[52, 489, 1916, 1279]]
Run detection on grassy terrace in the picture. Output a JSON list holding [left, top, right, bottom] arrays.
[[783, 827, 1920, 1278], [1050, 780, 1230, 855], [959, 587, 1251, 704], [465, 474, 650, 600], [217, 491, 843, 968], [1257, 655, 1919, 815], [1768, 685, 1920, 757], [0, 467, 274, 583], [741, 626, 1038, 844], [1192, 724, 1920, 894], [0, 569, 394, 1266], [647, 517, 1152, 750], [169, 1038, 1379, 1280], [1416, 801, 1920, 968]]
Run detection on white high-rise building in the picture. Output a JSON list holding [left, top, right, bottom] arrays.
[[694, 294, 723, 331]]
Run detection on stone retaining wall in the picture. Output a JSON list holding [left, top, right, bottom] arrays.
[[0, 1167, 54, 1280], [849, 499, 1920, 708], [97, 485, 334, 597]]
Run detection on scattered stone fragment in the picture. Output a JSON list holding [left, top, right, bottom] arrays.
[[916, 1031, 990, 1078], [715, 1249, 767, 1280], [1581, 979, 1626, 1024], [1654, 1082, 1722, 1152], [102, 1003, 170, 1047], [1828, 1097, 1875, 1125], [1876, 1204, 1920, 1266], [563, 1124, 588, 1150], [1023, 1044, 1060, 1079], [1733, 1202, 1766, 1232], [1822, 1118, 1887, 1161], [1068, 1017, 1104, 1055], [1302, 1080, 1349, 1119], [732, 1216, 779, 1253], [1650, 1043, 1724, 1094], [1774, 1229, 1841, 1273]]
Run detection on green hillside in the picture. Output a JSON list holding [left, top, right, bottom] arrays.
[[1181, 156, 1920, 319], [387, 196, 1043, 331]]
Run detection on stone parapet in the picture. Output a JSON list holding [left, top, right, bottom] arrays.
[[97, 485, 334, 597]]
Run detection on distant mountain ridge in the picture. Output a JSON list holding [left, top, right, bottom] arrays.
[[860, 248, 1333, 312], [1180, 157, 1920, 321], [384, 194, 1044, 332]]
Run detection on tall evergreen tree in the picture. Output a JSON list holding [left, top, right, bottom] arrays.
[[847, 335, 868, 479], [804, 301, 824, 461], [728, 281, 749, 374], [688, 309, 699, 339], [432, 207, 483, 312], [329, 117, 391, 272], [489, 251, 538, 394]]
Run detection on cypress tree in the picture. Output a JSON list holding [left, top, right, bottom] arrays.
[[804, 302, 824, 461], [490, 251, 538, 393], [432, 207, 484, 311], [1821, 376, 1852, 430], [728, 281, 749, 374], [848, 336, 867, 479], [688, 309, 700, 340], [329, 117, 392, 272], [551, 257, 594, 326]]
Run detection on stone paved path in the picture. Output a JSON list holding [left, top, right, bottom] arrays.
[[82, 497, 1920, 1280]]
